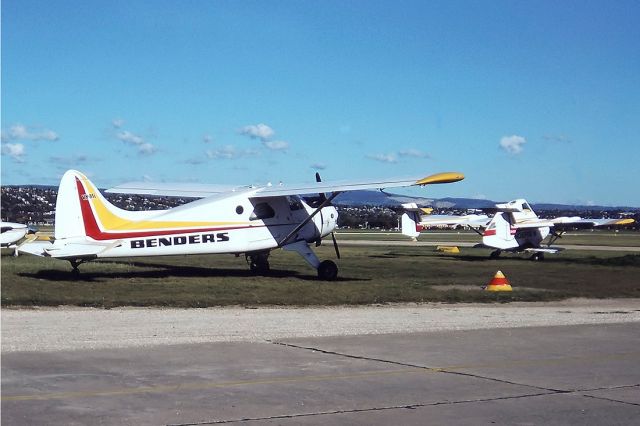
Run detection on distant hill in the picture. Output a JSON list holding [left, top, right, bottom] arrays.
[[4, 185, 638, 212], [334, 190, 640, 211]]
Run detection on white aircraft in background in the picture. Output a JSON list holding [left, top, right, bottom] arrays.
[[402, 199, 634, 260], [1, 222, 29, 247], [20, 169, 464, 279]]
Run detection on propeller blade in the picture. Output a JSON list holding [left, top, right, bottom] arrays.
[[331, 232, 341, 259]]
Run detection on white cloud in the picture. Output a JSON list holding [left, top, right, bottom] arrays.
[[116, 130, 145, 146], [366, 153, 398, 163], [112, 118, 125, 129], [310, 162, 327, 170], [138, 143, 157, 155], [49, 154, 90, 166], [206, 145, 259, 160], [499, 135, 526, 155], [203, 134, 213, 144], [114, 128, 156, 155], [240, 123, 275, 141], [398, 149, 430, 159], [263, 140, 289, 151], [1, 124, 59, 142], [1, 143, 26, 162], [543, 135, 572, 144]]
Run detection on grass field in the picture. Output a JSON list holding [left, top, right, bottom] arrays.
[[2, 233, 639, 307]]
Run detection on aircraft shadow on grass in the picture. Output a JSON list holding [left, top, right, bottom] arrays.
[[20, 260, 369, 283]]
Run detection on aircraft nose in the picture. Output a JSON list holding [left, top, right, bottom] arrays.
[[321, 206, 338, 236]]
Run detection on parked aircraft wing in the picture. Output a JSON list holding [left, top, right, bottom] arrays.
[[418, 214, 489, 228], [552, 217, 635, 229], [513, 217, 634, 230], [107, 172, 464, 198]]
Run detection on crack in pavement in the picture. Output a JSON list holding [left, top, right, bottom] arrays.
[[167, 385, 640, 425], [581, 384, 640, 407], [268, 340, 564, 393], [166, 391, 556, 425]]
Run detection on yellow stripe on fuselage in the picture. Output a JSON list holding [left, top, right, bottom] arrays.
[[80, 176, 248, 232]]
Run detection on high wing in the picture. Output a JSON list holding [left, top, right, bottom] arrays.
[[416, 214, 490, 228], [513, 217, 634, 230], [106, 172, 464, 198]]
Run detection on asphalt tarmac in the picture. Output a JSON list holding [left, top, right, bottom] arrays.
[[3, 322, 639, 425]]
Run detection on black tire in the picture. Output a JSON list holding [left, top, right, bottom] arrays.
[[490, 250, 501, 259], [250, 259, 270, 274], [531, 252, 544, 261], [317, 260, 338, 281]]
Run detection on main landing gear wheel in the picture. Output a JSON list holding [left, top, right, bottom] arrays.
[[69, 260, 83, 278], [247, 253, 270, 274], [317, 260, 338, 281], [490, 250, 501, 259], [530, 252, 545, 261]]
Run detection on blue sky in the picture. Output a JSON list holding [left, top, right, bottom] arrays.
[[2, 1, 639, 206]]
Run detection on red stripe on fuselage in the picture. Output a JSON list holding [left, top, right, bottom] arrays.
[[483, 228, 517, 237], [74, 178, 252, 241]]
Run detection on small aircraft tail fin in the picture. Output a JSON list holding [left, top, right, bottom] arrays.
[[482, 212, 518, 250], [55, 170, 90, 240], [401, 211, 422, 239], [55, 170, 142, 241]]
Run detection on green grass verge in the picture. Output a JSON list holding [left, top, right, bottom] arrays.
[[336, 229, 640, 246], [2, 243, 640, 308]]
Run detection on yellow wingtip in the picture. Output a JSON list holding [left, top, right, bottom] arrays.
[[615, 218, 635, 225], [416, 172, 465, 186]]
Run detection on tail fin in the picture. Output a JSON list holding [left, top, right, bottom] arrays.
[[482, 212, 518, 250], [55, 170, 150, 241], [55, 170, 89, 240], [401, 211, 422, 239]]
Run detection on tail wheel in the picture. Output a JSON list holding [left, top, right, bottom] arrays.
[[318, 260, 338, 281]]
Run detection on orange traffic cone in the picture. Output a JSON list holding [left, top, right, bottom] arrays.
[[484, 270, 512, 291]]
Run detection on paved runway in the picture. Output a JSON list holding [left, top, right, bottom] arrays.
[[3, 322, 639, 425]]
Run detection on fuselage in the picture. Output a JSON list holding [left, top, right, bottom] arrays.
[[49, 188, 338, 259]]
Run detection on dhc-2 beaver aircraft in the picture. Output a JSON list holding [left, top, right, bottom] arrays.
[[401, 198, 634, 260], [20, 169, 464, 279]]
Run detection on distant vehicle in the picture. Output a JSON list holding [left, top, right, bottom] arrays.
[[401, 199, 634, 260], [20, 169, 464, 279], [1, 221, 29, 247]]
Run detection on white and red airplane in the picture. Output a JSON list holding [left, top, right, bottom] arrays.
[[20, 169, 464, 279], [402, 199, 634, 260]]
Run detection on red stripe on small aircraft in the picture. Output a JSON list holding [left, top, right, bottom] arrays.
[[483, 228, 517, 237], [75, 178, 252, 241]]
